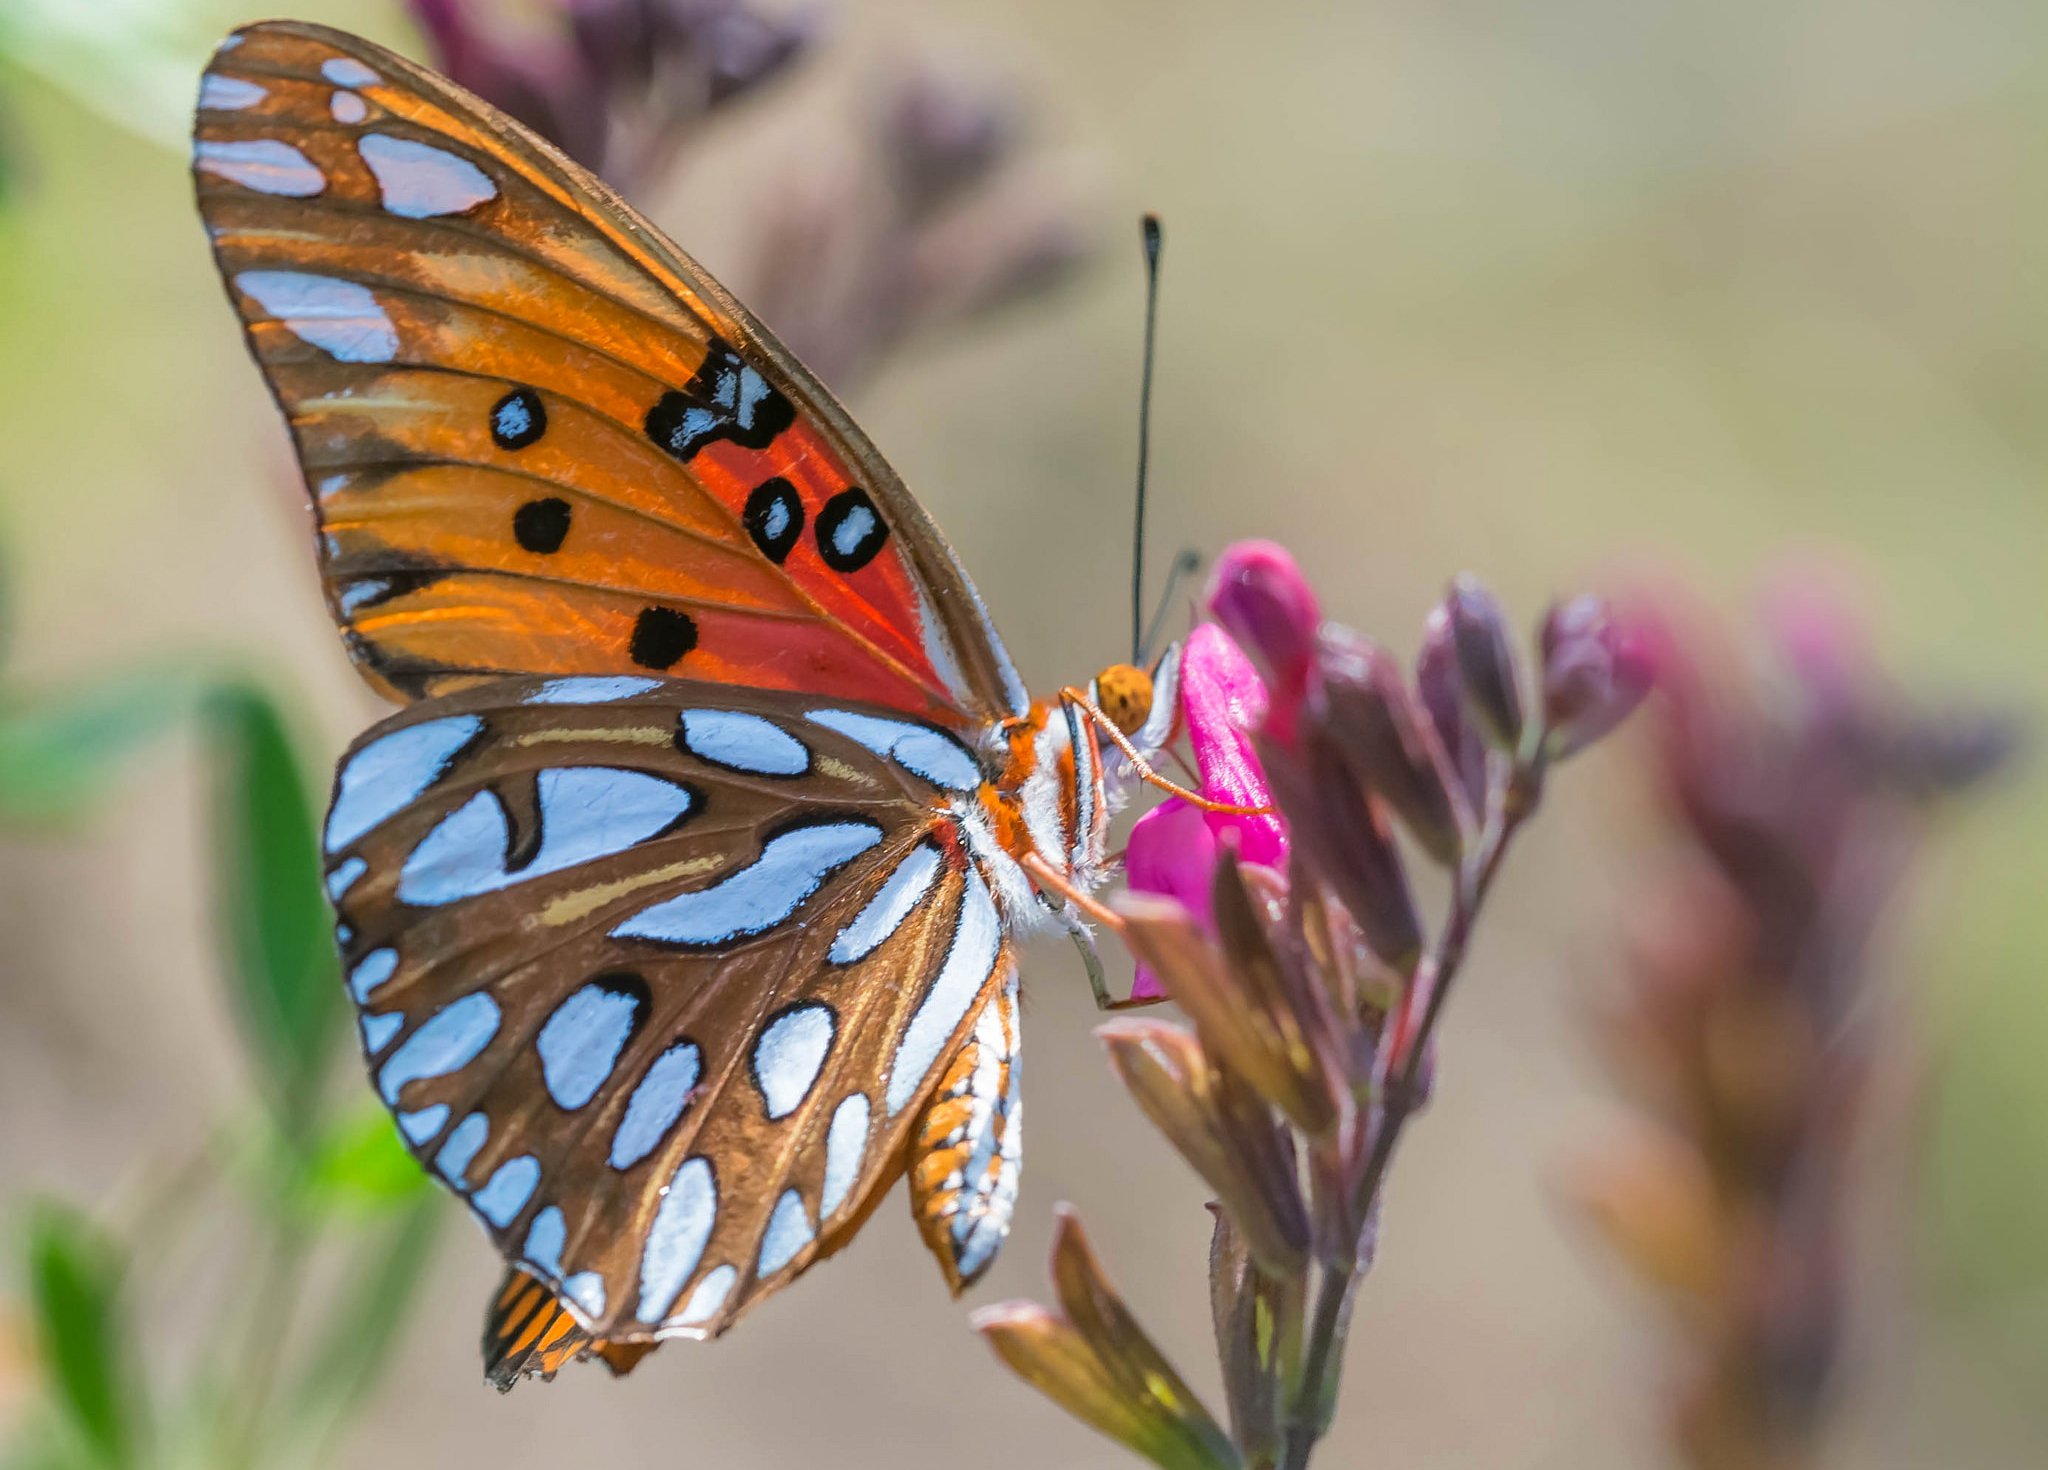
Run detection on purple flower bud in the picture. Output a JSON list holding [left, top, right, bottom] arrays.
[[1416, 606, 1489, 816], [885, 69, 1017, 217], [1206, 541, 1322, 740], [1540, 595, 1654, 759], [1258, 728, 1422, 976], [1311, 624, 1469, 865], [691, 2, 817, 108], [1445, 576, 1525, 753]]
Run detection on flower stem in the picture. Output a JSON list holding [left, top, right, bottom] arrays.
[[1275, 751, 1548, 1470]]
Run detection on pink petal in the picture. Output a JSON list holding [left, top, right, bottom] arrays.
[[1123, 799, 1216, 1000], [1180, 625, 1287, 867]]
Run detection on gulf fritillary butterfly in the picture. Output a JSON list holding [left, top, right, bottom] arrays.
[[193, 20, 1182, 1385]]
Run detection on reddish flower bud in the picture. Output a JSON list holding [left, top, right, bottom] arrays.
[[1540, 595, 1653, 759], [1445, 576, 1525, 752], [1311, 624, 1469, 865], [1205, 542, 1322, 740]]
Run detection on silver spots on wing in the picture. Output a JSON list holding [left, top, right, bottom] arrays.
[[751, 1004, 835, 1120], [670, 1264, 737, 1328], [474, 1154, 540, 1227], [639, 1156, 716, 1322], [563, 1272, 606, 1321], [678, 709, 808, 778], [376, 992, 499, 1104], [321, 57, 379, 88], [337, 579, 390, 614], [828, 842, 943, 964], [523, 1206, 566, 1278], [608, 1040, 702, 1170], [325, 855, 367, 899], [806, 709, 980, 791], [885, 868, 1002, 1114], [198, 75, 266, 111], [436, 1112, 489, 1185], [396, 767, 692, 907], [535, 978, 644, 1111], [357, 133, 497, 219], [327, 716, 482, 853], [347, 947, 397, 1003], [611, 820, 883, 947], [398, 1104, 449, 1144], [330, 91, 368, 124], [233, 270, 397, 363], [196, 139, 324, 197], [757, 1190, 815, 1276], [821, 1093, 870, 1219], [526, 675, 659, 705]]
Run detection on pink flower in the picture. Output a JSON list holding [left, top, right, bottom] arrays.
[[1124, 622, 1289, 999], [1203, 539, 1322, 744]]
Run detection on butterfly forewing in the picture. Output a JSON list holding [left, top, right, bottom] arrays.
[[194, 21, 1028, 724], [327, 676, 1015, 1341]]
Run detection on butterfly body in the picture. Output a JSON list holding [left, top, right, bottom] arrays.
[[196, 21, 1177, 1378]]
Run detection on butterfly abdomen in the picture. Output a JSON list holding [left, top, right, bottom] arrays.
[[909, 969, 1023, 1293]]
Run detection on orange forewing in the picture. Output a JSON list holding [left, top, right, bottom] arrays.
[[194, 21, 1027, 726]]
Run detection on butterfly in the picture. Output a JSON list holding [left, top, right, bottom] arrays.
[[192, 20, 1182, 1385]]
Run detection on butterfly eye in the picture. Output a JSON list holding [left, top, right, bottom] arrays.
[[1092, 663, 1155, 736]]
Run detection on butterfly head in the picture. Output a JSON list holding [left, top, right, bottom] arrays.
[[1089, 641, 1182, 770], [1091, 663, 1155, 736]]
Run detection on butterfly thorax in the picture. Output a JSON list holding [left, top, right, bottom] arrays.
[[973, 649, 1182, 920]]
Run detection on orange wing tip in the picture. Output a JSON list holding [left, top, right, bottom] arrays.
[[484, 1267, 668, 1389]]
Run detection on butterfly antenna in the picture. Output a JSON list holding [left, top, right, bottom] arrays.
[[1130, 214, 1163, 665], [1138, 547, 1201, 665]]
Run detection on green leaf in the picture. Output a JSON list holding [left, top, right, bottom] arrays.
[[203, 681, 339, 1139], [0, 669, 201, 826], [290, 1197, 440, 1443], [294, 1105, 433, 1216], [24, 1202, 139, 1468]]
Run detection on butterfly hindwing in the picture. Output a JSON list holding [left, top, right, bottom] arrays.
[[194, 21, 1028, 724], [326, 676, 1017, 1342]]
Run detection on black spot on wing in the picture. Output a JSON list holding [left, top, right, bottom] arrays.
[[629, 607, 697, 670], [644, 338, 795, 461], [491, 387, 546, 449], [513, 497, 572, 554], [815, 488, 888, 573], [743, 478, 804, 563]]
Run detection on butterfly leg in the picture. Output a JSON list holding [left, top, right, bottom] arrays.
[[1017, 851, 1161, 1011], [1051, 895, 1163, 1012]]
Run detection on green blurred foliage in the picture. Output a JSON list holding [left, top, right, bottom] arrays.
[[292, 1106, 438, 1219], [0, 669, 204, 826], [24, 1205, 139, 1470], [203, 682, 342, 1140]]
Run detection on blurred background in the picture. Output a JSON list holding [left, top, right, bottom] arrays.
[[2, 0, 2045, 1466]]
